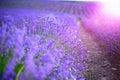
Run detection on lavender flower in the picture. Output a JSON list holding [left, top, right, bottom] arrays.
[[0, 9, 86, 80]]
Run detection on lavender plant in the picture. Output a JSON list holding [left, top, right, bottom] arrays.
[[0, 11, 86, 80]]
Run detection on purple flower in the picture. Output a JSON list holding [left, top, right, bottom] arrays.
[[0, 10, 87, 80]]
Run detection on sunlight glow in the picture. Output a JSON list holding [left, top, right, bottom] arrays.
[[101, 0, 120, 17]]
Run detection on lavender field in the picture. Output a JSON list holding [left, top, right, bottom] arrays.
[[0, 1, 120, 80], [0, 8, 88, 80]]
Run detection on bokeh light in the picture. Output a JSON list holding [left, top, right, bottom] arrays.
[[101, 0, 120, 17]]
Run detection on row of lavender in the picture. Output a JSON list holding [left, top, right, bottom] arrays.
[[0, 10, 87, 80]]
